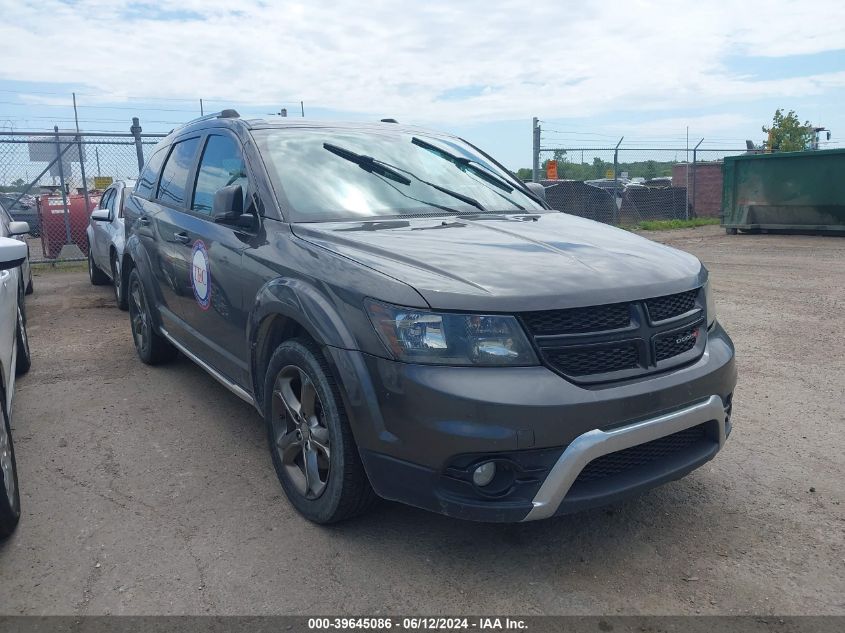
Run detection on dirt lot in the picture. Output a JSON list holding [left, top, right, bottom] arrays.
[[0, 225, 843, 615]]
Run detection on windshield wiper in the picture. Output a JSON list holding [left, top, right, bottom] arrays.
[[323, 142, 487, 212], [411, 137, 515, 193], [323, 143, 411, 186]]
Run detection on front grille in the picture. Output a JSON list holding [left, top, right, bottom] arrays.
[[575, 424, 708, 484], [521, 302, 630, 335], [544, 345, 639, 376], [646, 289, 697, 322], [654, 325, 700, 361], [520, 288, 704, 383]]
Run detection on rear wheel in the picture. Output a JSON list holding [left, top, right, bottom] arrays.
[[111, 253, 127, 311], [0, 386, 21, 539], [15, 305, 31, 376], [264, 338, 376, 524], [725, 227, 738, 235], [88, 248, 109, 286], [25, 269, 33, 295], [127, 269, 177, 365]]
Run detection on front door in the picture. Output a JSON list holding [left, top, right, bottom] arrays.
[[168, 133, 253, 387]]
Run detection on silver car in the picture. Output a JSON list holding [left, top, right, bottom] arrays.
[[0, 233, 32, 538], [86, 180, 135, 309]]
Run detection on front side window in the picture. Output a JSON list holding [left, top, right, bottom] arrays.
[[99, 188, 115, 211], [156, 137, 201, 207], [192, 135, 249, 215], [252, 128, 545, 222], [135, 146, 168, 199]]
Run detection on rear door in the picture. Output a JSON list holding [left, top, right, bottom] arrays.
[[146, 136, 203, 337], [166, 132, 252, 385]]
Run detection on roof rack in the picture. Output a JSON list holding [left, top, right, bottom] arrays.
[[184, 109, 241, 126]]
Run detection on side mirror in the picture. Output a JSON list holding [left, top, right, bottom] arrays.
[[91, 208, 111, 222], [525, 182, 546, 201], [9, 221, 30, 236], [0, 236, 27, 271], [212, 184, 244, 223]]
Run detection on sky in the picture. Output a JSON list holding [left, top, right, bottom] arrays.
[[0, 0, 844, 169]]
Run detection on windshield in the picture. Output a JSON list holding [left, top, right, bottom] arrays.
[[252, 128, 545, 222]]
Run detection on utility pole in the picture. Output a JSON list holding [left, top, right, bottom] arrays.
[[301, 101, 305, 117], [532, 117, 540, 182], [200, 99, 204, 116]]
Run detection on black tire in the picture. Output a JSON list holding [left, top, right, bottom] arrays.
[[25, 269, 33, 295], [88, 248, 109, 286], [725, 227, 738, 235], [264, 338, 376, 524], [15, 304, 31, 376], [0, 385, 21, 539], [17, 281, 26, 325], [127, 269, 177, 365], [112, 252, 128, 311]]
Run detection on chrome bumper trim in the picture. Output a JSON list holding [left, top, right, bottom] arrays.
[[522, 395, 726, 521]]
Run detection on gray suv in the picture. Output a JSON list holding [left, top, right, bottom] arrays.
[[122, 111, 736, 523]]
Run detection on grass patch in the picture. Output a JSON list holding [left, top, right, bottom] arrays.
[[630, 218, 721, 231], [32, 261, 87, 273]]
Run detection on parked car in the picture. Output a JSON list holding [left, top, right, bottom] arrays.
[[0, 234, 32, 538], [86, 180, 135, 309], [0, 193, 40, 237], [122, 111, 736, 524], [0, 205, 33, 304]]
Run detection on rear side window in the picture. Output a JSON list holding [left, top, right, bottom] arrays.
[[192, 135, 249, 215], [156, 137, 201, 207], [135, 146, 168, 199]]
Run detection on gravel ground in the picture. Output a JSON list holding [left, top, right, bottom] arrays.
[[1, 225, 843, 615]]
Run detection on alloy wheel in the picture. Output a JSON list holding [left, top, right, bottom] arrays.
[[129, 280, 148, 352], [270, 366, 331, 499]]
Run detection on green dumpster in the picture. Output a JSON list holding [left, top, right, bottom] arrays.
[[722, 148, 845, 234]]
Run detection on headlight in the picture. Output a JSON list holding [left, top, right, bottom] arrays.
[[704, 277, 717, 328], [365, 300, 538, 366]]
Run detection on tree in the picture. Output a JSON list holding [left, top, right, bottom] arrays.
[[762, 109, 814, 152], [515, 168, 532, 181]]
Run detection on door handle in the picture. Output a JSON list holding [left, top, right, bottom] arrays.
[[138, 215, 151, 226], [173, 232, 192, 244]]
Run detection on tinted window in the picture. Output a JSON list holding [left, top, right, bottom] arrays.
[[99, 188, 115, 210], [192, 135, 248, 214], [252, 129, 544, 222], [157, 137, 200, 207], [135, 146, 168, 199]]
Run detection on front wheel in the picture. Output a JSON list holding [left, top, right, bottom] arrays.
[[264, 338, 376, 524], [0, 388, 21, 539], [127, 269, 177, 365]]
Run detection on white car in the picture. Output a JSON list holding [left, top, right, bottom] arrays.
[[86, 180, 135, 309], [0, 233, 32, 538], [0, 203, 33, 302]]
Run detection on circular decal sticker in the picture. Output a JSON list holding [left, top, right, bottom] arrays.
[[191, 240, 211, 310]]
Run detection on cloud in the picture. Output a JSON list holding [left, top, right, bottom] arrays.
[[0, 0, 843, 124]]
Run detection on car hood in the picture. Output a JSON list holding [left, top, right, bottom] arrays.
[[291, 212, 705, 312]]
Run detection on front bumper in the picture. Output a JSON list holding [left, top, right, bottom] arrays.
[[327, 322, 736, 522]]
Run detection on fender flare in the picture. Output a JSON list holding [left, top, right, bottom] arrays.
[[247, 276, 389, 447], [123, 235, 166, 332]]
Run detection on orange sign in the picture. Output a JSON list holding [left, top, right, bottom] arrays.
[[546, 160, 558, 180]]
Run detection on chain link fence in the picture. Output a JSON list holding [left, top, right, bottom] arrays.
[[533, 124, 749, 225], [0, 125, 165, 262]]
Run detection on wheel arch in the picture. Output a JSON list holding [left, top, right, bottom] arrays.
[[248, 277, 358, 411], [122, 235, 165, 331]]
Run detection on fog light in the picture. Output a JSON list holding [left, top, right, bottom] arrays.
[[472, 461, 496, 487]]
